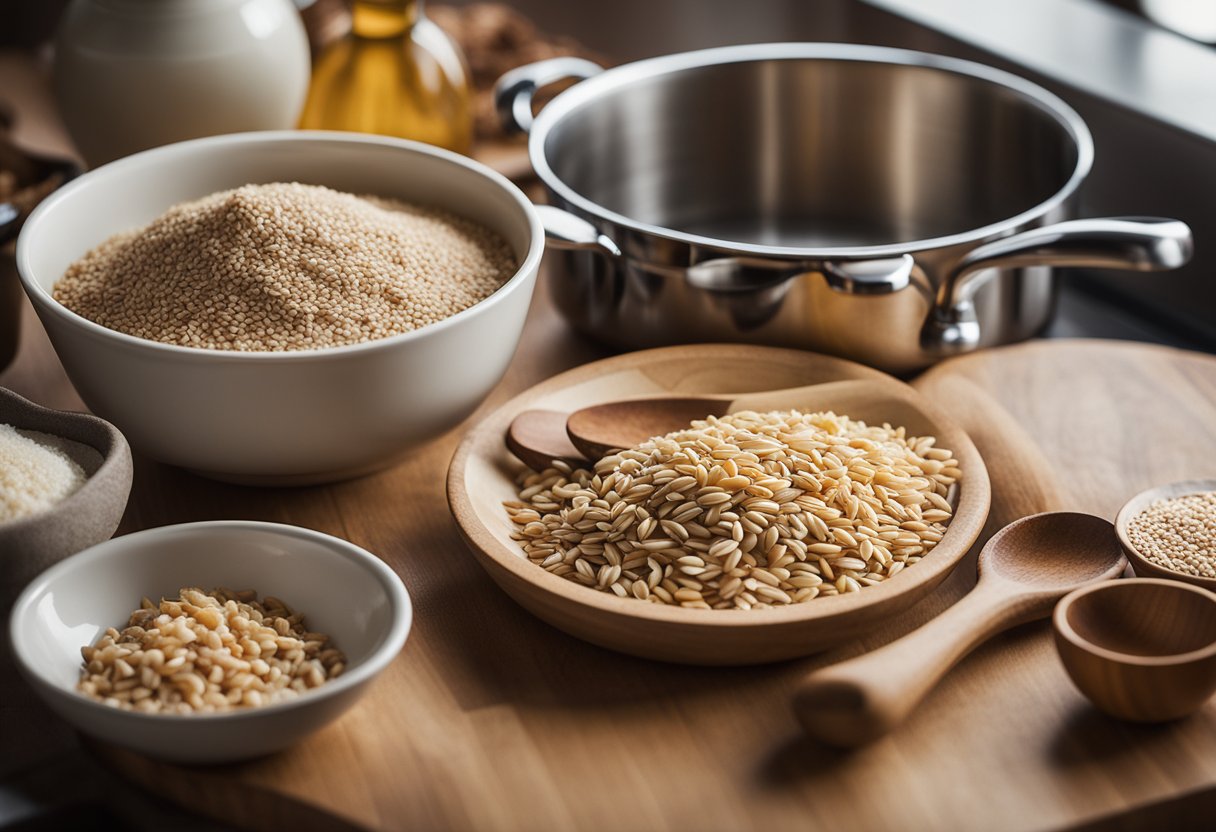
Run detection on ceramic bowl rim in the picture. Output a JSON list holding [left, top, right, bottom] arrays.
[[1054, 577, 1216, 667], [8, 520, 413, 722], [15, 130, 545, 363]]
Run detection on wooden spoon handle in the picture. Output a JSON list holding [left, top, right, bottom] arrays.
[[727, 379, 884, 414], [792, 580, 1023, 747]]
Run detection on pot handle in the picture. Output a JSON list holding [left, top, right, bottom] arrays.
[[495, 57, 605, 136], [535, 204, 622, 258], [921, 216, 1193, 355]]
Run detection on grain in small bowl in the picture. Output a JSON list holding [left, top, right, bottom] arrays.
[[1115, 479, 1216, 591], [8, 521, 411, 763], [0, 386, 132, 605], [16, 131, 543, 485]]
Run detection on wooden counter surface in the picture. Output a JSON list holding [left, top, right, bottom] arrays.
[[4, 48, 1216, 832]]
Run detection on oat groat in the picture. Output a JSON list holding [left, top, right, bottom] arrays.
[[507, 409, 960, 609]]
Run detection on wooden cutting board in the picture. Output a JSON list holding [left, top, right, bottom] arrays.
[[66, 337, 1214, 832]]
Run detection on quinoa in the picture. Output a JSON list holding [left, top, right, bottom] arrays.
[[1127, 491, 1216, 579], [53, 182, 517, 351]]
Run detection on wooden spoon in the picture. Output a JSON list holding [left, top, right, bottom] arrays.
[[566, 379, 893, 460], [791, 511, 1127, 747], [506, 379, 905, 469], [505, 409, 586, 472]]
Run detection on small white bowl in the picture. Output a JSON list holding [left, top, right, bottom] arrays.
[[16, 131, 544, 485], [8, 521, 411, 764]]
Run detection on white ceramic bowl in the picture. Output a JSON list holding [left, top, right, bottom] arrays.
[[8, 521, 412, 764], [16, 131, 543, 484]]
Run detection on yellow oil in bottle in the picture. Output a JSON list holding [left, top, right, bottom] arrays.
[[299, 0, 473, 154]]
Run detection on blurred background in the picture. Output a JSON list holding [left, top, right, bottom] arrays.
[[1, 1, 1214, 828], [2, 0, 1213, 349]]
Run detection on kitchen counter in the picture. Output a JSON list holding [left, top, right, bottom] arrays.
[[0, 25, 1212, 829]]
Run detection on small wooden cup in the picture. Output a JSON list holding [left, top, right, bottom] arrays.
[[1054, 578, 1216, 722], [1115, 479, 1216, 591]]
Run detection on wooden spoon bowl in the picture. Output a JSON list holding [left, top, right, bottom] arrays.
[[1054, 578, 1216, 722], [447, 344, 991, 665]]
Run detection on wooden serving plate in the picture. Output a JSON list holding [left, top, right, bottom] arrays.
[[447, 344, 990, 664]]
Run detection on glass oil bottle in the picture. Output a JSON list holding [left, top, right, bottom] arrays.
[[299, 0, 473, 153]]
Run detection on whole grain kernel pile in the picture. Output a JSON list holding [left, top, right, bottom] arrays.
[[53, 182, 516, 351], [77, 587, 346, 714], [1127, 491, 1216, 579], [506, 410, 961, 609]]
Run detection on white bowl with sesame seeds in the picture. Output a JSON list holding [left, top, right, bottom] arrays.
[[8, 520, 411, 764], [15, 131, 544, 485]]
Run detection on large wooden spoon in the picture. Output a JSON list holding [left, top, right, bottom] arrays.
[[507, 379, 904, 469], [792, 511, 1127, 747]]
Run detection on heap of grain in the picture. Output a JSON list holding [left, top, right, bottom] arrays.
[[507, 409, 961, 609], [78, 587, 345, 714], [53, 182, 516, 351], [0, 423, 88, 523], [1127, 491, 1216, 580]]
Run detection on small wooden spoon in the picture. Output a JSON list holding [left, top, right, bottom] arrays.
[[792, 511, 1127, 747], [566, 379, 890, 460], [505, 409, 586, 472], [506, 379, 903, 469]]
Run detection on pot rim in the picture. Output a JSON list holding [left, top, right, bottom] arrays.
[[528, 42, 1095, 260]]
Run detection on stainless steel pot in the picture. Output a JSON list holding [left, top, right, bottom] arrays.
[[495, 43, 1193, 373]]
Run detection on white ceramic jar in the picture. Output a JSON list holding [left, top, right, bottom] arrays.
[[54, 0, 311, 168]]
